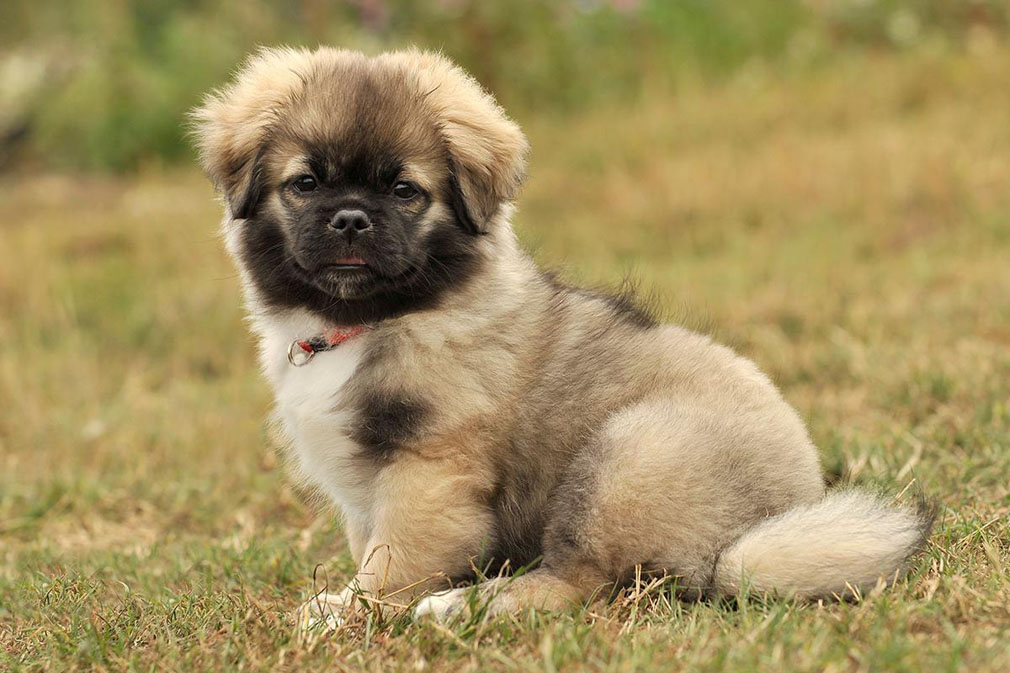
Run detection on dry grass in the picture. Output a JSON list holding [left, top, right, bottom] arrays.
[[1, 45, 1009, 671]]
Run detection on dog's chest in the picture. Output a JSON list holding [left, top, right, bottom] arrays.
[[260, 321, 374, 514]]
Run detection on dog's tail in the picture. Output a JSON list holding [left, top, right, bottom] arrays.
[[711, 490, 936, 599]]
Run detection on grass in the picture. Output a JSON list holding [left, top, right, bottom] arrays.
[[1, 44, 1009, 671]]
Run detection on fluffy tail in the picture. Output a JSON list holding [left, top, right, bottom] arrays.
[[712, 491, 936, 599]]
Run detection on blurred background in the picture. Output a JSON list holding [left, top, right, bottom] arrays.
[[1, 0, 1007, 171], [2, 2, 1010, 670]]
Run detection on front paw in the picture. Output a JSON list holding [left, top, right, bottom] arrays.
[[297, 588, 356, 633], [413, 587, 469, 623]]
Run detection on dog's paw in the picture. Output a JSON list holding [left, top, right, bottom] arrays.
[[296, 588, 355, 634], [413, 587, 468, 623]]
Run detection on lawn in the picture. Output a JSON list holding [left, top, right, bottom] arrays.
[[1, 45, 1009, 671]]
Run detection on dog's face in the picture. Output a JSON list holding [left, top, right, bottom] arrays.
[[193, 48, 529, 323]]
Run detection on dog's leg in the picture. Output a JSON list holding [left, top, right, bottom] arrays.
[[301, 452, 495, 629], [418, 396, 825, 621], [414, 567, 603, 622]]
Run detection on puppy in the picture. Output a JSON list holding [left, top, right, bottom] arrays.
[[193, 47, 934, 623]]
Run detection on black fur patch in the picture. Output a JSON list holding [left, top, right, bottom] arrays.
[[485, 469, 550, 572], [351, 393, 430, 459], [541, 271, 658, 329], [448, 158, 483, 235], [237, 203, 484, 325], [231, 146, 268, 219]]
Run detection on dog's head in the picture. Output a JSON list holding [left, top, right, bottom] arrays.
[[192, 47, 529, 323]]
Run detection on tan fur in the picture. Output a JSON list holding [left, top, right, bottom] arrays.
[[193, 46, 527, 227], [193, 47, 935, 628], [377, 50, 529, 230], [193, 47, 333, 214]]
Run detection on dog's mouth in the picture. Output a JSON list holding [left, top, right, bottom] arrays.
[[290, 254, 385, 299], [289, 250, 422, 300], [293, 256, 370, 278], [323, 257, 369, 271]]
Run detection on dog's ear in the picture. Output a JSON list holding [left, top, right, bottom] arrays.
[[386, 51, 530, 234], [190, 47, 312, 219]]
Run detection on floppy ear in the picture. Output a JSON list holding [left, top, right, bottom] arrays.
[[190, 47, 313, 219], [385, 50, 530, 234]]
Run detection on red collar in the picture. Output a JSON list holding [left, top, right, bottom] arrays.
[[286, 325, 370, 366]]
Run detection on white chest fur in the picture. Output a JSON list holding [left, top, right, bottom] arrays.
[[255, 310, 374, 518]]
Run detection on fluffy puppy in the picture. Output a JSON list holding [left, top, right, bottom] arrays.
[[193, 47, 934, 623]]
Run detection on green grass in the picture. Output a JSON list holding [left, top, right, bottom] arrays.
[[2, 45, 1010, 671]]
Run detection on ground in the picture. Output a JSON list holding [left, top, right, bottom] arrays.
[[1, 46, 1008, 671]]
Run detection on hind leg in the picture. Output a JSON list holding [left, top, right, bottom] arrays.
[[417, 396, 823, 620], [542, 397, 824, 597], [414, 566, 607, 622]]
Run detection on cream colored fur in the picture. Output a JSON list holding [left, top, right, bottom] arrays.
[[713, 491, 931, 598]]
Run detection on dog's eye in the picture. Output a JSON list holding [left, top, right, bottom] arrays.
[[291, 175, 317, 193], [392, 181, 419, 200]]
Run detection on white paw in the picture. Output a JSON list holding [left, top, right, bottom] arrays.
[[413, 587, 467, 622], [297, 588, 354, 633]]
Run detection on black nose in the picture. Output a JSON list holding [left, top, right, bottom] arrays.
[[329, 209, 372, 241]]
